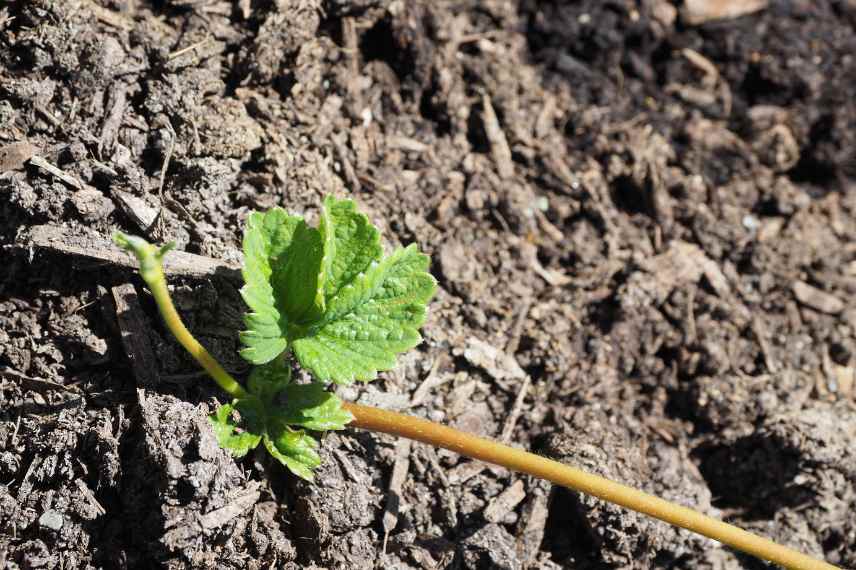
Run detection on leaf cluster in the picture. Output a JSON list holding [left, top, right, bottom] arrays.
[[211, 196, 436, 478]]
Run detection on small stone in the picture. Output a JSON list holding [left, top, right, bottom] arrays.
[[792, 281, 845, 315], [39, 510, 63, 531], [71, 186, 115, 220]]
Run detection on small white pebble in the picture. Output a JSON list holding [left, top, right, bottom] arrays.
[[742, 214, 759, 232]]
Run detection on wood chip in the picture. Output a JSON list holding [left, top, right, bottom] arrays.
[[636, 240, 733, 302], [99, 84, 127, 155], [382, 438, 412, 551], [832, 364, 855, 400], [199, 483, 261, 530], [16, 455, 42, 503], [484, 480, 526, 523], [112, 283, 159, 388], [387, 135, 429, 153], [113, 190, 159, 232], [682, 0, 767, 25], [238, 0, 251, 18], [463, 338, 527, 382], [792, 281, 845, 315], [23, 224, 241, 281], [515, 485, 550, 564], [447, 460, 487, 485], [481, 93, 514, 179], [0, 141, 36, 172], [84, 0, 134, 30]]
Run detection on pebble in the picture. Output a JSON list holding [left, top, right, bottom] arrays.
[[39, 510, 63, 531]]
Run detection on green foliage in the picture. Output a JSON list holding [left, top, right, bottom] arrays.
[[219, 195, 435, 479], [209, 360, 350, 480], [239, 195, 437, 384]]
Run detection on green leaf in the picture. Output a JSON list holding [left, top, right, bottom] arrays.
[[209, 402, 263, 458], [247, 360, 351, 430], [263, 426, 321, 482], [274, 221, 325, 321], [216, 359, 349, 479], [247, 359, 292, 404], [239, 209, 325, 365], [319, 195, 383, 303], [292, 244, 437, 384], [239, 195, 436, 382], [274, 383, 353, 431], [239, 210, 293, 364]]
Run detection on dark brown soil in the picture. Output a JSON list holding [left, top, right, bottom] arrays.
[[2, 1, 856, 568]]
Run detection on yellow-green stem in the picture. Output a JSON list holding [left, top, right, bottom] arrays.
[[344, 403, 838, 570], [116, 233, 247, 400], [146, 268, 248, 399]]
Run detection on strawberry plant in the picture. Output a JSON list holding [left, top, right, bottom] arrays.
[[116, 196, 837, 570]]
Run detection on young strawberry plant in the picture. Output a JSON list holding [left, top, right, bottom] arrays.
[[116, 196, 837, 570]]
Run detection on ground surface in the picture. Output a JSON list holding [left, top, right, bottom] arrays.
[[1, 1, 856, 568]]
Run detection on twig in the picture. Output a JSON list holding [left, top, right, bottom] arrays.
[[28, 155, 83, 189], [10, 412, 21, 448], [34, 105, 61, 128], [84, 0, 134, 30], [168, 36, 212, 60], [504, 298, 533, 356], [752, 316, 777, 373], [457, 30, 503, 45], [417, 445, 450, 488], [686, 284, 697, 344], [481, 93, 514, 179], [75, 479, 106, 516], [409, 355, 447, 407], [500, 374, 530, 443], [154, 122, 176, 236], [0, 366, 80, 394]]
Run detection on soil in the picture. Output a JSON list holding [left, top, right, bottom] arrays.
[[1, 1, 856, 568]]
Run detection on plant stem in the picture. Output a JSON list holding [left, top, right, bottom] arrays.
[[115, 233, 248, 400], [149, 276, 248, 399], [344, 402, 838, 570]]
